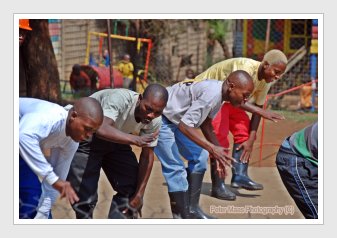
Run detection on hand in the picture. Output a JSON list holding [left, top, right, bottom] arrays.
[[128, 195, 143, 218], [121, 196, 143, 218], [52, 180, 79, 205], [133, 130, 159, 147], [129, 195, 143, 210], [259, 109, 285, 122], [236, 140, 254, 163], [210, 145, 235, 178]]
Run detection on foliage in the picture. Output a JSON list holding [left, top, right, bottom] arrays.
[[206, 20, 232, 67], [207, 20, 230, 42]]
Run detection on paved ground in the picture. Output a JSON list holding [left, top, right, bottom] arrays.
[[52, 159, 304, 219], [52, 117, 316, 220]]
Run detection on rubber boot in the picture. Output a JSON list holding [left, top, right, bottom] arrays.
[[108, 200, 127, 219], [210, 160, 236, 200], [73, 202, 96, 219], [168, 191, 191, 219], [231, 143, 264, 190], [109, 196, 139, 219], [187, 171, 215, 219]]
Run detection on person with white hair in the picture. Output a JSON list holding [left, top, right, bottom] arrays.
[[195, 49, 288, 201]]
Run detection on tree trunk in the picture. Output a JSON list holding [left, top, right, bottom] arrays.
[[20, 19, 61, 103], [217, 39, 231, 59]]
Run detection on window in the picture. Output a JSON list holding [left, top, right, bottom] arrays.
[[284, 19, 312, 53]]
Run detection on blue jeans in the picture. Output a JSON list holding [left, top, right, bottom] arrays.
[[154, 116, 209, 192], [19, 156, 42, 219], [276, 138, 318, 219]]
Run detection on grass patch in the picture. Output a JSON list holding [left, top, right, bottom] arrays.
[[272, 110, 318, 123]]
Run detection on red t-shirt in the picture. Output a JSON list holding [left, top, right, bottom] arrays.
[[70, 71, 91, 91]]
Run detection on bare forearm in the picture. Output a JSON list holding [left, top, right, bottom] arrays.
[[96, 124, 137, 145], [249, 113, 261, 139], [241, 102, 285, 122], [239, 103, 262, 141], [178, 121, 214, 153], [134, 149, 154, 198], [93, 116, 138, 145], [248, 103, 263, 141], [240, 102, 262, 114], [200, 118, 220, 147]]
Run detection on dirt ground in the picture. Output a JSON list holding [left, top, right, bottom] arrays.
[[52, 111, 317, 220]]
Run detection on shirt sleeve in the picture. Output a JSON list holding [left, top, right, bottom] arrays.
[[100, 91, 129, 121], [19, 113, 59, 186]]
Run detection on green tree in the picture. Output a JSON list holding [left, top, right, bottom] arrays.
[[207, 20, 231, 66]]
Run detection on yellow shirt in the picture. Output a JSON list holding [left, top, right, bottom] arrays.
[[117, 60, 134, 79], [195, 58, 271, 106]]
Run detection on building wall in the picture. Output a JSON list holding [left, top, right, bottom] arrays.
[[49, 19, 233, 85]]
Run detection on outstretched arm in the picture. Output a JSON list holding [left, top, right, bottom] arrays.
[[95, 116, 158, 147], [240, 102, 285, 122], [178, 118, 234, 178]]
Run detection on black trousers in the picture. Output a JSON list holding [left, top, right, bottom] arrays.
[[276, 138, 318, 219], [67, 135, 138, 218]]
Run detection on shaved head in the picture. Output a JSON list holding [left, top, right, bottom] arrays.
[[222, 70, 254, 107], [143, 83, 169, 104], [73, 97, 104, 123], [135, 84, 168, 124], [227, 70, 254, 90], [67, 97, 104, 142]]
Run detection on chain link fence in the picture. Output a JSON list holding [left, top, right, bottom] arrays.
[[233, 19, 318, 111]]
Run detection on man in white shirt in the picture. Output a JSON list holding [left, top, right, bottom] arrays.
[[19, 97, 103, 219], [67, 84, 168, 219], [154, 70, 254, 219]]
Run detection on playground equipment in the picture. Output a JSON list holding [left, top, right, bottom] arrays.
[[84, 31, 153, 92]]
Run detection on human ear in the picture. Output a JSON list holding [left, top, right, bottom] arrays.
[[70, 110, 78, 122], [263, 61, 269, 69], [228, 82, 235, 89]]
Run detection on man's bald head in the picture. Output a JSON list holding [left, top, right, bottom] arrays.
[[135, 84, 168, 124], [73, 97, 104, 123], [143, 83, 169, 104], [222, 70, 254, 107], [227, 70, 254, 90], [67, 97, 104, 142]]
